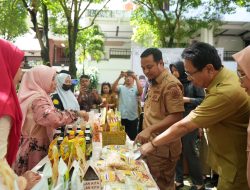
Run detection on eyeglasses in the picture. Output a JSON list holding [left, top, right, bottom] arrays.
[[185, 70, 200, 78], [237, 71, 247, 80]]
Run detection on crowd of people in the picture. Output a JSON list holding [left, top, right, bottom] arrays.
[[1, 37, 250, 190]]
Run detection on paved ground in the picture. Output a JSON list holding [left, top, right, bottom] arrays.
[[179, 176, 217, 190]]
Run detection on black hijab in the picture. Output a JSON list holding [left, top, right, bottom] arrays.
[[169, 61, 189, 84]]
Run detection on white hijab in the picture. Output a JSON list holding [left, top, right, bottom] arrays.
[[56, 73, 80, 111]]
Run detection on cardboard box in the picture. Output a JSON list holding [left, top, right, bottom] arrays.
[[82, 163, 101, 190]]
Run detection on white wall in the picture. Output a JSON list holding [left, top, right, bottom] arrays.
[[87, 58, 132, 84], [88, 59, 236, 87], [223, 61, 237, 71]]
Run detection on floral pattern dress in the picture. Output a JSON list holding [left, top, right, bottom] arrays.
[[13, 97, 78, 175]]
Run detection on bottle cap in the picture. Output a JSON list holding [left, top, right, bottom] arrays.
[[79, 131, 84, 136], [67, 125, 73, 130], [69, 130, 75, 136], [76, 127, 82, 130]]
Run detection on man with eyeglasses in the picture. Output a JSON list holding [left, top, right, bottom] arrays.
[[137, 42, 249, 190]]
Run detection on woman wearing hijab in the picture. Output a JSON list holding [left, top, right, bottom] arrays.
[[13, 65, 89, 175], [233, 46, 250, 188], [0, 39, 40, 190], [169, 61, 205, 190], [51, 73, 80, 138], [52, 72, 80, 111]]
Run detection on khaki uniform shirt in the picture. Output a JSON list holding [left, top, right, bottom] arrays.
[[144, 69, 184, 159], [188, 67, 249, 188]]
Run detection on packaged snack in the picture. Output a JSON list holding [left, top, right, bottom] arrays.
[[77, 131, 86, 155], [55, 158, 69, 189], [67, 131, 76, 168], [71, 161, 82, 190], [74, 140, 86, 169], [51, 146, 59, 185], [100, 171, 117, 184], [60, 137, 69, 163], [48, 137, 58, 163], [92, 122, 100, 142]]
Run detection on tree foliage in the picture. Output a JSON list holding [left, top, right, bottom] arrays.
[[0, 0, 28, 41], [21, 0, 50, 65], [47, 0, 110, 78], [131, 0, 247, 48], [77, 25, 105, 65], [17, 0, 110, 73]]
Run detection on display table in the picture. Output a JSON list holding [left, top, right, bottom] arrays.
[[32, 138, 159, 190]]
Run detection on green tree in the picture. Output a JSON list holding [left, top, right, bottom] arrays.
[[77, 25, 105, 67], [49, 0, 110, 78], [21, 0, 50, 65], [0, 0, 28, 41], [131, 0, 246, 48]]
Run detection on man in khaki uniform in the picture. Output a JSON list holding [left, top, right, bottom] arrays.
[[139, 42, 249, 190], [135, 48, 184, 190]]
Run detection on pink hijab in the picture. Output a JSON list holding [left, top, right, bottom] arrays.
[[18, 65, 56, 126], [0, 38, 24, 165], [232, 46, 250, 78]]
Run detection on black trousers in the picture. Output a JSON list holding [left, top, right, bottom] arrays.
[[121, 118, 138, 141], [175, 129, 204, 186], [137, 112, 144, 133]]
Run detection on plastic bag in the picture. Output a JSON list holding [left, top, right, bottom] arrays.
[[31, 162, 52, 190], [70, 160, 82, 190], [54, 158, 69, 190]]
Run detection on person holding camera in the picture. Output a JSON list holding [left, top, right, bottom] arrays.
[[77, 74, 102, 111], [112, 70, 143, 140]]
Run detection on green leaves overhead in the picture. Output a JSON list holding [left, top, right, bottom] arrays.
[[131, 0, 247, 47], [77, 25, 105, 63], [0, 0, 28, 41], [46, 0, 110, 77]]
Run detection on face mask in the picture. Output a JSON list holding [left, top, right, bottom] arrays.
[[62, 84, 71, 91]]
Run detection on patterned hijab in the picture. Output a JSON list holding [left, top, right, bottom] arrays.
[[18, 65, 57, 126], [55, 73, 80, 110], [0, 38, 24, 165], [232, 46, 250, 79]]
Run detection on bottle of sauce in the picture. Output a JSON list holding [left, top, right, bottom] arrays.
[[53, 127, 62, 139], [57, 133, 64, 148], [68, 130, 76, 161], [85, 136, 92, 160], [68, 130, 75, 140], [76, 126, 82, 136], [67, 125, 73, 136], [85, 124, 92, 139]]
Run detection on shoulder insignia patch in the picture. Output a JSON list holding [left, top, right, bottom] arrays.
[[167, 84, 178, 90], [168, 85, 181, 99], [53, 99, 59, 105]]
